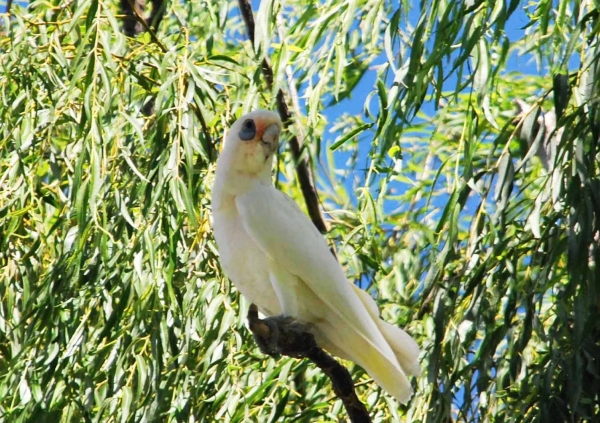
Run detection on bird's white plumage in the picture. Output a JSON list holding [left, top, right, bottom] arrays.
[[212, 110, 420, 404]]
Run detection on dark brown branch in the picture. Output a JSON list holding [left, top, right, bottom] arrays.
[[237, 0, 256, 45], [121, 0, 166, 35], [237, 0, 329, 234], [247, 305, 371, 423], [120, 0, 167, 117], [120, 0, 167, 52], [121, 0, 146, 37], [147, 0, 166, 32]]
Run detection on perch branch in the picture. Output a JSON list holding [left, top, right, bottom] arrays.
[[247, 305, 371, 423]]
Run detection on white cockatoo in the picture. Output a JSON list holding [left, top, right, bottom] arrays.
[[211, 110, 421, 403]]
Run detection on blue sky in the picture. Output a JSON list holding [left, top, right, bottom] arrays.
[[310, 1, 580, 223], [322, 3, 544, 169]]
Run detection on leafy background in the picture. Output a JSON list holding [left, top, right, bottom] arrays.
[[1, 0, 599, 422]]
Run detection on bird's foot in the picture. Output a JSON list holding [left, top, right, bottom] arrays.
[[247, 305, 314, 358], [253, 317, 282, 357]]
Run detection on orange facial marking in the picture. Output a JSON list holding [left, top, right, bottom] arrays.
[[254, 119, 266, 141]]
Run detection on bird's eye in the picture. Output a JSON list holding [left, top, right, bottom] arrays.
[[239, 119, 256, 141]]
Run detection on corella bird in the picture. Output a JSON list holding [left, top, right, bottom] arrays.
[[211, 110, 420, 403]]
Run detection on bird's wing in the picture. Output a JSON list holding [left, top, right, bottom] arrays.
[[235, 184, 390, 353]]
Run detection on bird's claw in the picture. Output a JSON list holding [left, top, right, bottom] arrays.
[[248, 310, 313, 358]]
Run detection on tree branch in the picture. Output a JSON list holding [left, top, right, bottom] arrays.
[[120, 0, 168, 117], [120, 0, 167, 52], [147, 0, 166, 32], [237, 0, 329, 234], [121, 0, 146, 37], [247, 305, 371, 423]]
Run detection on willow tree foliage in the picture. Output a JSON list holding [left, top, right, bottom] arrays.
[[1, 0, 598, 422]]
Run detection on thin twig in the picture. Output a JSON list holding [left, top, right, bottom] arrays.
[[247, 305, 371, 423], [237, 0, 329, 234]]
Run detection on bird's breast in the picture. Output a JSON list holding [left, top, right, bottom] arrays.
[[213, 204, 281, 316]]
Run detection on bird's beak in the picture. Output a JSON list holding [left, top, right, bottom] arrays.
[[261, 123, 280, 154]]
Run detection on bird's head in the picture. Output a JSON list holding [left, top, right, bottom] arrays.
[[222, 110, 282, 176]]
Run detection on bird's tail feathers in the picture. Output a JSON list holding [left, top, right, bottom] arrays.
[[313, 317, 414, 404], [308, 284, 419, 404], [351, 285, 421, 378]]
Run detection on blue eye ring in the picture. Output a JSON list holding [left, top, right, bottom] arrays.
[[239, 119, 256, 141]]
